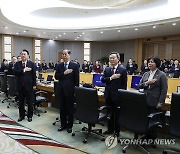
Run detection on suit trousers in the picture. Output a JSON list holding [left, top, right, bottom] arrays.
[[59, 90, 74, 128], [106, 96, 120, 134], [18, 87, 33, 118]]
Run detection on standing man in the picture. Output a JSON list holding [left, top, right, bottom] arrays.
[[101, 52, 127, 137], [8, 56, 17, 75], [55, 49, 79, 133], [14, 49, 36, 122]]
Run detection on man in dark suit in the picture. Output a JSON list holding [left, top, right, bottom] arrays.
[[101, 52, 127, 137], [49, 60, 54, 69], [14, 49, 36, 122], [8, 56, 17, 75], [55, 49, 79, 133]]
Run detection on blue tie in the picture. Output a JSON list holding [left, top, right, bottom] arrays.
[[64, 63, 68, 70]]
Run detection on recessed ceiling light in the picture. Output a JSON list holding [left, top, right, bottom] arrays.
[[153, 25, 156, 29], [43, 32, 46, 34], [172, 23, 176, 26], [59, 34, 62, 37], [77, 36, 79, 39], [82, 32, 85, 35], [4, 26, 8, 29], [100, 31, 103, 34], [79, 35, 82, 37], [63, 33, 66, 35], [55, 37, 58, 39], [118, 30, 121, 32], [16, 32, 19, 35], [75, 39, 77, 40], [135, 28, 138, 31], [23, 30, 27, 33]]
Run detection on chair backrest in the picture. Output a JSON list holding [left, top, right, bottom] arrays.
[[7, 75, 17, 97], [170, 93, 180, 138], [118, 89, 149, 134], [47, 75, 53, 81], [0, 73, 7, 93], [75, 86, 99, 124]]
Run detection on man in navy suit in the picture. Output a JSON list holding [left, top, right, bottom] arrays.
[[55, 49, 79, 133], [14, 49, 36, 122], [101, 52, 127, 136]]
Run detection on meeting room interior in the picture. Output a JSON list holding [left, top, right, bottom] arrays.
[[0, 0, 180, 154]]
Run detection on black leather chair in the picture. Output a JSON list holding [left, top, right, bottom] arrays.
[[118, 89, 163, 153], [6, 75, 18, 108], [163, 92, 180, 154], [33, 90, 48, 116], [72, 86, 109, 143], [0, 73, 8, 103]]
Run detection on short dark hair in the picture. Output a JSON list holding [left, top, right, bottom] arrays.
[[109, 52, 120, 60], [21, 49, 29, 55], [62, 49, 71, 55], [147, 56, 161, 68]]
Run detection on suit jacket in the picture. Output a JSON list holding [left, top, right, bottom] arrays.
[[101, 65, 127, 103], [55, 61, 79, 96], [49, 62, 54, 69], [7, 62, 15, 75], [14, 61, 36, 91], [139, 69, 168, 107]]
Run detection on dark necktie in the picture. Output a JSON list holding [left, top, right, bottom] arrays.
[[111, 67, 115, 74], [64, 63, 68, 70], [22, 62, 25, 68]]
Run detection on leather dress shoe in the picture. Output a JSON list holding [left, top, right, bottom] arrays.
[[28, 118, 32, 122], [18, 117, 24, 122], [103, 130, 113, 135], [58, 126, 66, 132], [67, 128, 72, 133]]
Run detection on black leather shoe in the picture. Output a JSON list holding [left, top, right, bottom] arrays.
[[67, 128, 72, 133], [103, 130, 113, 135], [18, 117, 24, 122], [28, 118, 32, 122], [58, 126, 66, 132]]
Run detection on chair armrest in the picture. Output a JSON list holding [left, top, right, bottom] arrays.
[[148, 112, 164, 118], [98, 105, 111, 111]]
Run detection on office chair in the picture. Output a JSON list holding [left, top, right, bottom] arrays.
[[33, 90, 48, 116], [72, 86, 109, 143], [118, 89, 163, 153], [37, 73, 44, 80], [163, 92, 180, 154], [0, 73, 8, 103], [6, 75, 18, 108]]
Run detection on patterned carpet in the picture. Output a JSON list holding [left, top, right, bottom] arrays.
[[0, 111, 87, 154]]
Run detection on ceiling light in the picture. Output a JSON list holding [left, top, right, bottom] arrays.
[[55, 37, 58, 39], [100, 31, 103, 34], [172, 23, 176, 26], [118, 30, 121, 32], [16, 32, 19, 35], [23, 30, 27, 32], [77, 36, 79, 39], [63, 33, 66, 35], [153, 25, 156, 29], [82, 32, 85, 35], [43, 32, 46, 34], [135, 28, 138, 31], [59, 34, 62, 37], [4, 26, 8, 29], [79, 35, 82, 36], [75, 39, 77, 40]]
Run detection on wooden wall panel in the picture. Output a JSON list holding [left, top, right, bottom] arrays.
[[172, 42, 180, 60], [158, 44, 166, 59], [143, 44, 154, 59]]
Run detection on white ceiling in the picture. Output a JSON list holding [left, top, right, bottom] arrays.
[[0, 0, 180, 41]]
